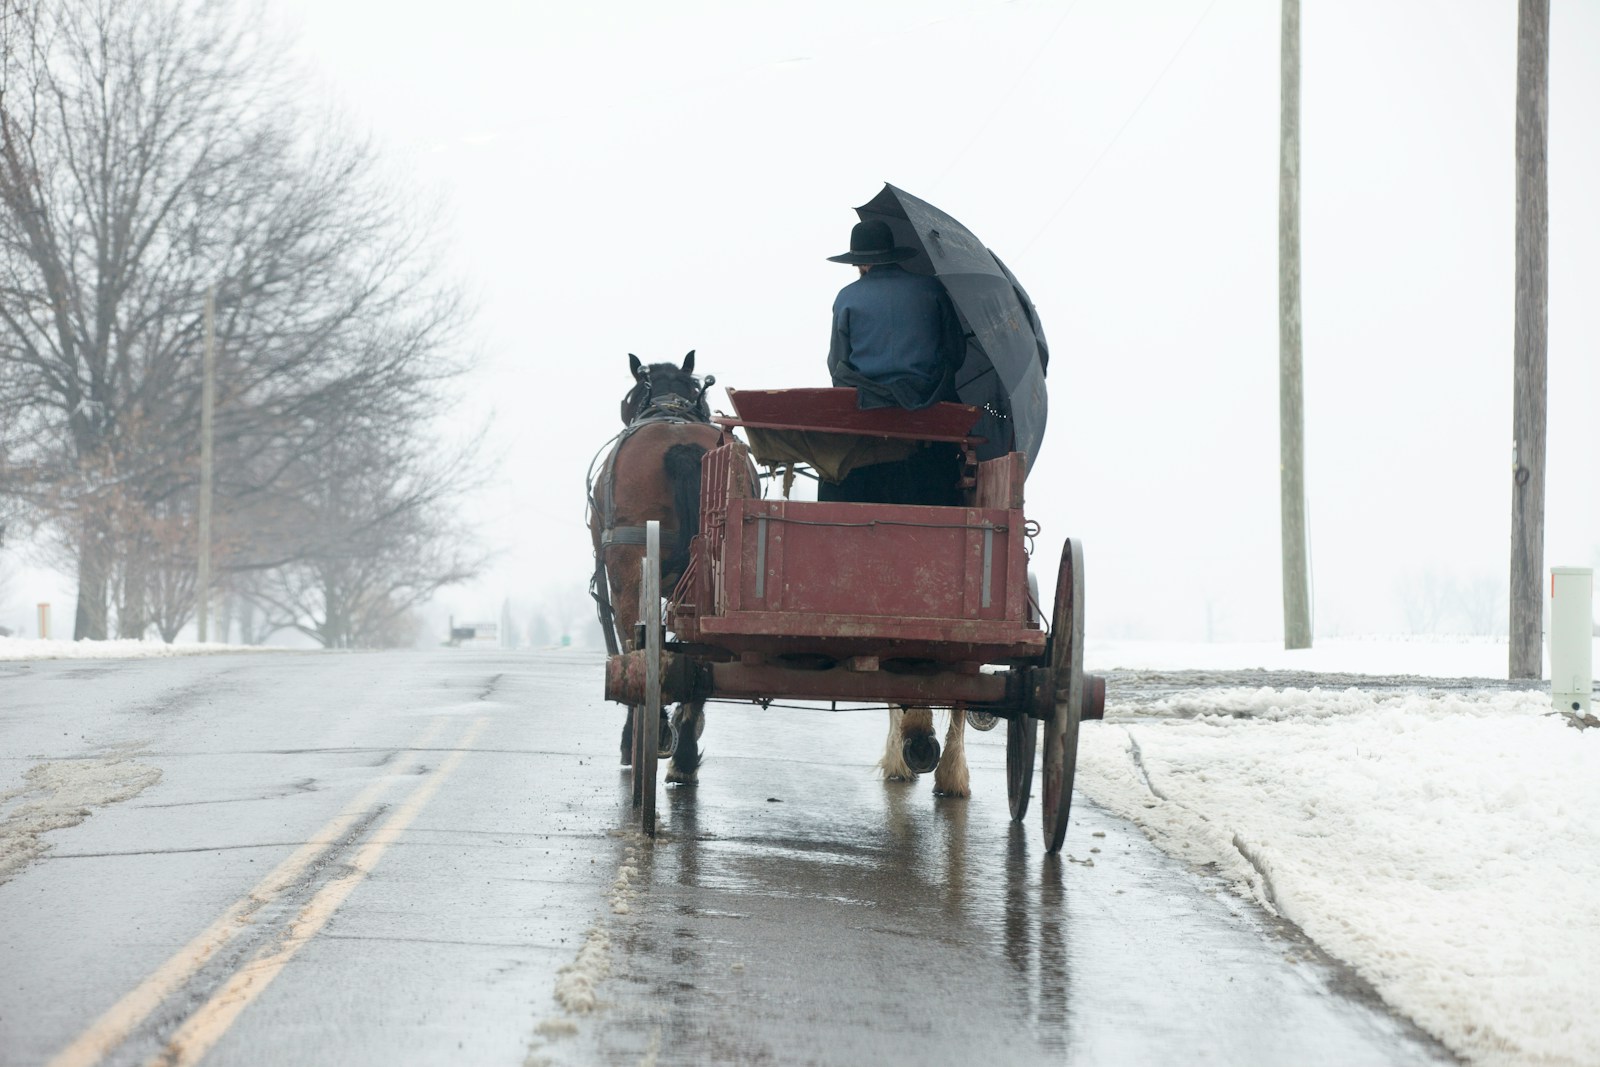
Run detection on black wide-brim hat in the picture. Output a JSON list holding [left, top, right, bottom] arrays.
[[827, 219, 918, 265]]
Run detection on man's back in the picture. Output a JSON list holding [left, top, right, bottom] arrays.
[[828, 263, 962, 411], [821, 221, 965, 505]]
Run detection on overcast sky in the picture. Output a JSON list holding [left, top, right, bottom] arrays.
[[5, 0, 1597, 645]]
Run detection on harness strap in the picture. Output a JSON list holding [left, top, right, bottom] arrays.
[[602, 526, 648, 547], [591, 558, 619, 656]]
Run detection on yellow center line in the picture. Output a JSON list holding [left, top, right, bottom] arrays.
[[47, 717, 451, 1067], [149, 716, 490, 1067]]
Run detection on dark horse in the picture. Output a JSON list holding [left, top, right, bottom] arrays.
[[589, 351, 723, 785]]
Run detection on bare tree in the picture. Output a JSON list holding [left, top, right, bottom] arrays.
[[224, 570, 290, 645], [0, 0, 477, 641], [0, 529, 14, 615], [526, 608, 552, 649], [1396, 568, 1507, 636], [240, 432, 485, 649], [1396, 570, 1452, 635], [1454, 575, 1504, 637], [499, 598, 519, 650]]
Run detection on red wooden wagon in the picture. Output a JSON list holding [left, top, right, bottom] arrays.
[[604, 387, 1104, 852]]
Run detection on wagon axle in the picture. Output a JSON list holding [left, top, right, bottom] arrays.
[[604, 648, 1105, 723]]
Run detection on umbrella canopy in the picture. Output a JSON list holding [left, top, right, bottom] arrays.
[[854, 184, 1049, 472]]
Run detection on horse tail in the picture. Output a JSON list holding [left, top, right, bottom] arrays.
[[662, 443, 707, 578]]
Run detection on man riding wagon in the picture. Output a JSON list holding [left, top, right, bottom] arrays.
[[816, 186, 1050, 506]]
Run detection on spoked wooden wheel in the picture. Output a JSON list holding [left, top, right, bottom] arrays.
[[1041, 539, 1085, 853], [1007, 712, 1037, 822], [630, 521, 662, 837], [1009, 567, 1043, 822]]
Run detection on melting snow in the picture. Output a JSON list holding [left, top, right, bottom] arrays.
[[1078, 638, 1598, 1067], [551, 922, 613, 1015], [0, 752, 163, 883]]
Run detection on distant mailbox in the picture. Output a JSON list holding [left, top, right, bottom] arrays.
[[449, 621, 499, 647]]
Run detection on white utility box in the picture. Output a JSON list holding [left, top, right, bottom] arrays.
[[1549, 566, 1594, 716]]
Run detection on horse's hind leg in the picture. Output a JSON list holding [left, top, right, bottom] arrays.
[[879, 707, 912, 780], [666, 701, 705, 786], [622, 705, 671, 767], [933, 709, 970, 798]]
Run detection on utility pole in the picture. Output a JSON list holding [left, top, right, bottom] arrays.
[[1509, 0, 1549, 679], [197, 286, 216, 642], [1279, 0, 1311, 649]]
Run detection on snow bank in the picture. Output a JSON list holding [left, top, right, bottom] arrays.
[[1088, 634, 1598, 680], [1077, 684, 1600, 1066], [0, 636, 287, 661]]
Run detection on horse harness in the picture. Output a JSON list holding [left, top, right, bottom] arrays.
[[594, 392, 714, 549], [588, 390, 717, 655]]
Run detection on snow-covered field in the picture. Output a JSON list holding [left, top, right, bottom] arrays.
[[1089, 633, 1589, 680], [0, 637, 287, 660], [1082, 636, 1599, 1067]]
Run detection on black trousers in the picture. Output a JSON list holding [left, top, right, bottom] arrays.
[[816, 443, 962, 507]]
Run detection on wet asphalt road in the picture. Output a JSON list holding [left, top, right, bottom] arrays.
[[0, 649, 1455, 1066]]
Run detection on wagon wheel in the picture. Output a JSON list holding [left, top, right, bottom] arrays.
[[1006, 711, 1037, 822], [630, 521, 662, 837], [1041, 539, 1085, 853], [1008, 568, 1043, 821]]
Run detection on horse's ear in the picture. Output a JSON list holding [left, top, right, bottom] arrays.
[[629, 354, 643, 380], [681, 350, 695, 375]]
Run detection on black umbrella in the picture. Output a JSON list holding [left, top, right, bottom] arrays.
[[854, 184, 1049, 472]]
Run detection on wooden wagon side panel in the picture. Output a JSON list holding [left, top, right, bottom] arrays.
[[731, 500, 1023, 625]]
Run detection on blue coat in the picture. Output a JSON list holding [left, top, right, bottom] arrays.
[[827, 264, 964, 410]]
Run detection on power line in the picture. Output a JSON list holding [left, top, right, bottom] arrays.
[[1022, 0, 1221, 254], [931, 0, 1083, 192]]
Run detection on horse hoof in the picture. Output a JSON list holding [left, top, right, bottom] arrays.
[[902, 735, 940, 775]]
